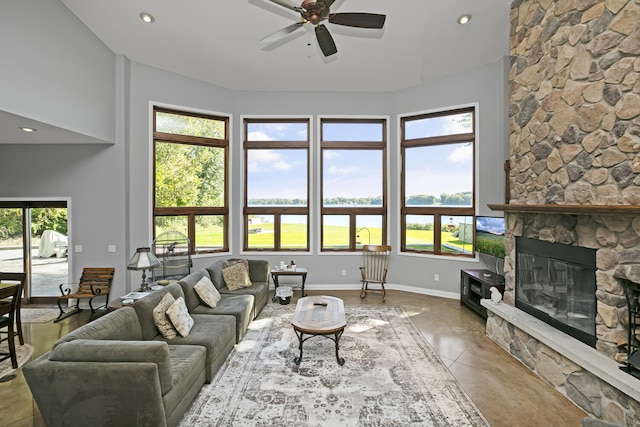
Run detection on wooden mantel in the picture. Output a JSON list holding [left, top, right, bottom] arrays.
[[488, 204, 640, 216]]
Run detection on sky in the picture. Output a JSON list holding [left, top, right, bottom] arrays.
[[245, 114, 473, 202]]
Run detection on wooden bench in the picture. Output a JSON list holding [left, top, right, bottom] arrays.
[[55, 268, 115, 322]]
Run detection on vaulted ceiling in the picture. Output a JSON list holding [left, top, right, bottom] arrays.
[[3, 0, 511, 144], [60, 0, 511, 93]]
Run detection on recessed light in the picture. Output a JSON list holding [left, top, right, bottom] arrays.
[[139, 12, 155, 23], [18, 127, 37, 132], [457, 14, 472, 25]]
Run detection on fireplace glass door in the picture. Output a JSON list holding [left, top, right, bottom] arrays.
[[516, 238, 596, 347]]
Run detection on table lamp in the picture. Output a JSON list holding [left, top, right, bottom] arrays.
[[127, 247, 161, 292]]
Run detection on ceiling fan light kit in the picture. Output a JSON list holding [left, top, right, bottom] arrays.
[[262, 0, 386, 57]]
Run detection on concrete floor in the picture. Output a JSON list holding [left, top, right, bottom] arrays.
[[0, 289, 587, 427]]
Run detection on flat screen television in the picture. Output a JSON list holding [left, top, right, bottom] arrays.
[[475, 216, 506, 259]]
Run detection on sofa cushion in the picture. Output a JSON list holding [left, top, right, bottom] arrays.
[[194, 276, 221, 308], [191, 294, 254, 343], [166, 297, 194, 337], [49, 339, 174, 396], [152, 292, 178, 340], [222, 262, 252, 291], [53, 307, 143, 350], [133, 283, 185, 340], [206, 260, 227, 290], [154, 313, 236, 382], [163, 345, 206, 425], [177, 269, 212, 311], [206, 258, 252, 290]]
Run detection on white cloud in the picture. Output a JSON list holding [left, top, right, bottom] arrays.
[[247, 131, 273, 141], [447, 144, 472, 163], [248, 150, 291, 172]]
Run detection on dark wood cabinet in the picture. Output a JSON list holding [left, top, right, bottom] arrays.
[[460, 269, 505, 318]]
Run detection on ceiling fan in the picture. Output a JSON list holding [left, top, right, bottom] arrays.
[[261, 0, 386, 57]]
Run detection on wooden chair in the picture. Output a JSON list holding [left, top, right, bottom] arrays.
[[55, 268, 115, 322], [0, 281, 23, 368], [0, 273, 25, 348], [360, 245, 391, 302]]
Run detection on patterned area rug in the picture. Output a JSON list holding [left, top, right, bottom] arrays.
[[0, 343, 33, 379], [180, 304, 489, 426], [20, 308, 60, 323]]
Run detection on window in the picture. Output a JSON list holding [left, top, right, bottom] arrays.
[[400, 107, 475, 256], [243, 118, 310, 251], [321, 118, 387, 251], [153, 107, 229, 254]]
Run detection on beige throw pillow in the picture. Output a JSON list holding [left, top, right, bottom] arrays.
[[224, 259, 249, 271], [152, 292, 178, 340], [166, 297, 194, 337], [222, 262, 252, 291], [194, 276, 221, 308]]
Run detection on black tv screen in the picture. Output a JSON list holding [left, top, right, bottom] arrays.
[[475, 216, 505, 259]]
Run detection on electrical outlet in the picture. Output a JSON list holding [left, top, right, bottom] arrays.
[[341, 269, 346, 276], [74, 245, 83, 253], [434, 274, 440, 281], [108, 245, 116, 253]]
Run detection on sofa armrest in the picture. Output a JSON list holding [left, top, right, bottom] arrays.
[[24, 356, 167, 427], [48, 339, 173, 395]]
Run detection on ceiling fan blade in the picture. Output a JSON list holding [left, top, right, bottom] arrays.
[[315, 24, 337, 57], [268, 0, 306, 13], [261, 22, 305, 43], [318, 0, 335, 8], [328, 12, 386, 29]]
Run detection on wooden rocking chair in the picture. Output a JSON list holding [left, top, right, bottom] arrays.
[[55, 268, 115, 322], [360, 245, 391, 302]]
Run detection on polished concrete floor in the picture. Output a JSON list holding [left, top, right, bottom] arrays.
[[0, 290, 587, 427]]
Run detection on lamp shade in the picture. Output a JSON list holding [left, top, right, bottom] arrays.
[[127, 247, 160, 271]]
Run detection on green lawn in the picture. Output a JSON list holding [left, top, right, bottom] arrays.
[[187, 223, 471, 253]]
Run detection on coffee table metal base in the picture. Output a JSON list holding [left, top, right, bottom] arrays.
[[293, 328, 345, 366]]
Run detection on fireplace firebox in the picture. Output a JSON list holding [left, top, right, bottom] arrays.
[[515, 237, 597, 347]]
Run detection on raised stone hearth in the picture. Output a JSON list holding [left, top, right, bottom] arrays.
[[483, 300, 640, 425], [486, 0, 640, 425]]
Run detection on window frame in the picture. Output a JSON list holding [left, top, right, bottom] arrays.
[[320, 117, 388, 252], [399, 106, 476, 257], [152, 106, 230, 254], [242, 117, 311, 252]]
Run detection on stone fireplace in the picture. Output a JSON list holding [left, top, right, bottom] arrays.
[[482, 0, 640, 424]]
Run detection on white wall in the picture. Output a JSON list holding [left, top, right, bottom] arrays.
[[0, 0, 509, 299], [0, 0, 115, 143]]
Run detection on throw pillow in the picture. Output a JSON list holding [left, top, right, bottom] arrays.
[[194, 276, 221, 308], [166, 297, 194, 337], [152, 292, 178, 340], [222, 262, 252, 291], [224, 258, 249, 271]]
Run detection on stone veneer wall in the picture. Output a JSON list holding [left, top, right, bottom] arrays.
[[509, 0, 640, 208], [487, 0, 640, 424], [507, 0, 640, 356]]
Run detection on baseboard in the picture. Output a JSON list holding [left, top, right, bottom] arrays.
[[274, 283, 460, 300]]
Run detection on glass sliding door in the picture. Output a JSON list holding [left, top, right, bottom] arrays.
[[0, 207, 25, 280], [0, 201, 69, 303]]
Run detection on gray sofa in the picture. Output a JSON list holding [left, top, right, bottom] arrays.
[[24, 259, 270, 427], [179, 258, 270, 342]]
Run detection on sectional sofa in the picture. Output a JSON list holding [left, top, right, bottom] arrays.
[[24, 259, 270, 427]]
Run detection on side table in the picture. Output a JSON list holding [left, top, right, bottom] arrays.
[[271, 267, 308, 302]]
